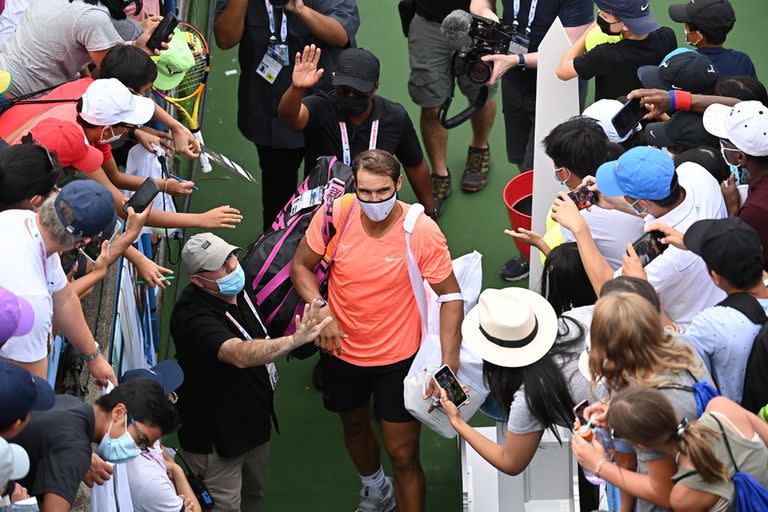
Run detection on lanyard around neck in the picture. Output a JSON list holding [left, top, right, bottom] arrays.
[[513, 0, 538, 32], [225, 292, 270, 341], [339, 119, 379, 166], [25, 216, 48, 282], [265, 0, 288, 44]]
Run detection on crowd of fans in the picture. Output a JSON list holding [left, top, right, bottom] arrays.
[[0, 0, 767, 512]]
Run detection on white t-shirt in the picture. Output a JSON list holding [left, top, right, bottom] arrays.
[[0, 210, 68, 362], [0, 0, 122, 96], [126, 443, 184, 512], [0, 0, 32, 45], [614, 162, 728, 329], [563, 206, 645, 270]]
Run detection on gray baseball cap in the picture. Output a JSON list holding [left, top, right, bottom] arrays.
[[181, 233, 240, 274]]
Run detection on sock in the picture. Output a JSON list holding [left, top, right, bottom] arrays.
[[360, 466, 388, 499]]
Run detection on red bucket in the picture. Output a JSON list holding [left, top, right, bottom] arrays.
[[503, 170, 534, 261]]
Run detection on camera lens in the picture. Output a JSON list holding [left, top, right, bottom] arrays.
[[468, 61, 491, 84]]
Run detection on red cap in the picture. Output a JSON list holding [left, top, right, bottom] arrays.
[[29, 119, 103, 173]]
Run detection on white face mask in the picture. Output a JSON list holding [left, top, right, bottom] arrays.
[[358, 192, 397, 222], [684, 28, 702, 47], [98, 126, 123, 144]]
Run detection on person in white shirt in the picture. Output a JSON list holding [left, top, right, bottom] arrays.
[[552, 146, 727, 329], [0, 179, 117, 384], [504, 117, 644, 279], [645, 217, 768, 403]]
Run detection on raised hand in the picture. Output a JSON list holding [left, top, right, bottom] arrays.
[[292, 44, 324, 90]]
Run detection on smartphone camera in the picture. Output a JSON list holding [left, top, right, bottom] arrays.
[[567, 186, 599, 210], [433, 365, 468, 408], [631, 230, 668, 267]]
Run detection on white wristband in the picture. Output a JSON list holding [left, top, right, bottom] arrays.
[[437, 293, 464, 303]]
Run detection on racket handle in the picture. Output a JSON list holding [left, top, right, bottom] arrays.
[[193, 130, 212, 173]]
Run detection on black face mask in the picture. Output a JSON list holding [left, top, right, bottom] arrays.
[[331, 90, 371, 117], [597, 15, 622, 36]]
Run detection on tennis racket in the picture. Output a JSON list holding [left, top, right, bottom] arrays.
[[153, 22, 212, 172]]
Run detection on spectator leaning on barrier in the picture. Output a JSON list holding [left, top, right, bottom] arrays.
[[647, 217, 768, 404], [551, 146, 727, 328], [557, 0, 677, 102], [171, 233, 330, 512], [406, 0, 497, 209], [279, 46, 437, 219], [291, 149, 462, 512], [469, 0, 593, 171], [703, 100, 768, 267], [668, 0, 756, 78], [213, 0, 360, 232], [12, 379, 179, 512], [0, 179, 118, 383]]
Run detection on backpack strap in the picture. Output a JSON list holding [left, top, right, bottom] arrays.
[[710, 414, 740, 472], [403, 203, 428, 336], [717, 292, 768, 325], [321, 193, 356, 268]]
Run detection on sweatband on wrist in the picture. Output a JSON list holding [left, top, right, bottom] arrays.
[[669, 90, 676, 111], [676, 90, 692, 111], [437, 293, 464, 303]]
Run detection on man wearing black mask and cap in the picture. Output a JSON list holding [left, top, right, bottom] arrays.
[[279, 45, 438, 219]]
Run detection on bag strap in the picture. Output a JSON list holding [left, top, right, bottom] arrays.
[[717, 292, 768, 325], [322, 193, 356, 266], [710, 414, 740, 472], [403, 203, 428, 335]]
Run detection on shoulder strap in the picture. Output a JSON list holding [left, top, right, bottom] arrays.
[[717, 292, 768, 325], [403, 204, 428, 336], [322, 194, 356, 265], [710, 414, 740, 472]]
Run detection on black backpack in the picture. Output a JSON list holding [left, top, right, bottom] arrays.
[[716, 293, 768, 413]]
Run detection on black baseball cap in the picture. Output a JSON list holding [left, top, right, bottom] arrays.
[[0, 361, 55, 426], [684, 217, 763, 281], [120, 359, 184, 396], [669, 0, 736, 33], [332, 48, 380, 93], [645, 112, 717, 150], [637, 49, 718, 93]]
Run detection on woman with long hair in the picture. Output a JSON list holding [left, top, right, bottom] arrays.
[[605, 387, 768, 511], [573, 292, 712, 512], [541, 242, 597, 316]]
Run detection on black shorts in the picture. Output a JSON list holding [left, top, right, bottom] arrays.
[[318, 352, 416, 423]]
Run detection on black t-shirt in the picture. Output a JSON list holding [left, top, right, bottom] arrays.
[[573, 27, 677, 101], [214, 0, 360, 148], [13, 395, 94, 504], [302, 94, 424, 170], [501, 0, 594, 54], [170, 284, 276, 458], [414, 0, 469, 23]]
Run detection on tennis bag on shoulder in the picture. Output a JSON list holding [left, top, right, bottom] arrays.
[[241, 155, 356, 359]]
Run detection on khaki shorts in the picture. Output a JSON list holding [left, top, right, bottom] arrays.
[[407, 14, 499, 108]]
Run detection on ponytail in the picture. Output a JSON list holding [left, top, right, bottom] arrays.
[[677, 421, 729, 483]]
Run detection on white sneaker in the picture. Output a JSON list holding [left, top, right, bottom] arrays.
[[355, 476, 396, 512]]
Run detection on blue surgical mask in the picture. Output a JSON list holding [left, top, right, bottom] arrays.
[[97, 416, 142, 463], [215, 263, 245, 296], [554, 167, 571, 186]]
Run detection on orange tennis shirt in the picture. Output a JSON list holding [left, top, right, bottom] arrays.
[[305, 199, 453, 367]]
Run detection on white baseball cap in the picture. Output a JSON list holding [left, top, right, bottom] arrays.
[[583, 99, 640, 143], [79, 78, 155, 126], [0, 438, 29, 489], [703, 101, 768, 157]]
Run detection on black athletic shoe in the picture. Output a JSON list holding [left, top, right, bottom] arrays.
[[461, 146, 491, 192], [500, 256, 529, 281]]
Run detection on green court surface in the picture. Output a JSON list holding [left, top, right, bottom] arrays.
[[159, 1, 767, 509]]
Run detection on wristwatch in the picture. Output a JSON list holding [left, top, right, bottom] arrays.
[[516, 54, 526, 70], [81, 342, 101, 363]]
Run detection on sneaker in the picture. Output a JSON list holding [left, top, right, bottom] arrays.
[[432, 169, 452, 217], [355, 476, 396, 512], [461, 145, 491, 192], [500, 256, 529, 281]]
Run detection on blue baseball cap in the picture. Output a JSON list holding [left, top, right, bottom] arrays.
[[120, 359, 184, 396], [638, 49, 718, 93], [597, 0, 661, 35], [596, 146, 675, 200], [54, 180, 117, 237], [0, 361, 55, 426]]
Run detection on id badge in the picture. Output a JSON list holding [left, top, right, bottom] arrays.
[[266, 362, 279, 390], [256, 47, 284, 84], [508, 31, 530, 54], [273, 43, 289, 66]]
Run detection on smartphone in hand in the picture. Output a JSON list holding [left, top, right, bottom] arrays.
[[573, 399, 589, 424], [80, 220, 123, 263], [612, 97, 648, 139], [433, 365, 468, 408], [123, 178, 160, 214], [567, 185, 599, 210], [146, 12, 179, 52], [631, 230, 668, 267]]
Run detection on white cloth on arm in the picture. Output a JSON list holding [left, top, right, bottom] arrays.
[[613, 162, 727, 329], [0, 210, 68, 362], [0, 0, 122, 96]]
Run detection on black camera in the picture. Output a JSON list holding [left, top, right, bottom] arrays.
[[449, 14, 513, 84]]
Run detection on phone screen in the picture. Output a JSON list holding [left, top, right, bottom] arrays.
[[573, 400, 589, 424], [631, 230, 668, 267], [434, 365, 468, 407], [567, 185, 599, 210], [146, 12, 179, 51], [611, 98, 647, 139], [60, 249, 80, 274], [80, 220, 122, 262], [124, 178, 160, 214]]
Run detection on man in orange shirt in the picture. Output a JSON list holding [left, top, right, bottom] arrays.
[[291, 149, 462, 512]]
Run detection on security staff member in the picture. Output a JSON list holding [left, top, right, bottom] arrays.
[[213, 0, 360, 231], [170, 233, 330, 512]]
